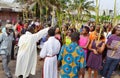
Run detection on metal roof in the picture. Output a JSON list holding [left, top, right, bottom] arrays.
[[0, 1, 23, 12]]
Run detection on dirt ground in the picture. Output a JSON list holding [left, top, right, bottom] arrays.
[[0, 57, 120, 78]]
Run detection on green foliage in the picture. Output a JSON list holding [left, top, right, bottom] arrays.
[[117, 15, 120, 20], [16, 0, 95, 23], [72, 0, 95, 22]]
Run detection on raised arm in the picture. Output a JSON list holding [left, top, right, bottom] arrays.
[[34, 27, 49, 42]]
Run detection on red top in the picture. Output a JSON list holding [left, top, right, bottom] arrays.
[[16, 24, 23, 33]]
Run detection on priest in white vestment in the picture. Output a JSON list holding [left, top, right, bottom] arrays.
[[40, 28, 61, 78], [15, 26, 49, 78]]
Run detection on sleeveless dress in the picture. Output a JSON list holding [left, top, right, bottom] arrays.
[[87, 40, 103, 70], [79, 35, 89, 60]]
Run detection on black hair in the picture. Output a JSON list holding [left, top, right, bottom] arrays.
[[90, 26, 95, 31], [64, 23, 69, 30], [18, 20, 23, 26], [48, 23, 51, 27], [70, 32, 80, 42], [68, 28, 74, 33], [55, 26, 61, 34], [31, 24, 36, 28], [48, 27, 55, 36], [27, 26, 35, 33], [83, 26, 90, 33], [112, 26, 117, 34]]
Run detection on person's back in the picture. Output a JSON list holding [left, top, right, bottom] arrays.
[[43, 37, 60, 56], [16, 31, 38, 78], [15, 27, 49, 78], [58, 32, 86, 78], [40, 28, 61, 78], [58, 42, 85, 78]]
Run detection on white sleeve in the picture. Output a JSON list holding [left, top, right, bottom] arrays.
[[34, 27, 49, 42], [39, 43, 47, 58]]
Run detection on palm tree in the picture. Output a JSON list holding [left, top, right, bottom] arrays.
[[14, 0, 35, 21], [70, 0, 95, 22]]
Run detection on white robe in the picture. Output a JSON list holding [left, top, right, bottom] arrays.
[[40, 37, 61, 78], [15, 28, 49, 78]]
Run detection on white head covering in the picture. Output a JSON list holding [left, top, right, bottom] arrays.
[[35, 22, 40, 26], [6, 20, 10, 23], [5, 24, 13, 29]]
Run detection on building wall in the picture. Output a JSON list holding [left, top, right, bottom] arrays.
[[0, 11, 19, 22]]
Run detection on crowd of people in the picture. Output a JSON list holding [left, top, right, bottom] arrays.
[[0, 18, 120, 78]]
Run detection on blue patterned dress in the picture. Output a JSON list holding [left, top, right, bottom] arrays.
[[58, 42, 86, 78]]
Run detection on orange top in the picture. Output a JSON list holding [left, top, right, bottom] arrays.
[[89, 31, 106, 42], [89, 31, 97, 41]]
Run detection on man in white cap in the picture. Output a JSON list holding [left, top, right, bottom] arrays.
[[0, 24, 14, 78]]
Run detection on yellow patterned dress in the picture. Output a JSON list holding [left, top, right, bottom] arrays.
[[58, 42, 86, 78]]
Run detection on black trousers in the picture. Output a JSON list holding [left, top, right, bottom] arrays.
[[11, 42, 14, 59]]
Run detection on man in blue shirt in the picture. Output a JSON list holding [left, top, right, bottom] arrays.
[[0, 24, 14, 78]]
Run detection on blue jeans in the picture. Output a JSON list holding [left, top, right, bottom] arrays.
[[102, 57, 120, 78]]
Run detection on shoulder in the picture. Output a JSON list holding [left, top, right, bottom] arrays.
[[60, 45, 66, 51], [61, 45, 66, 48], [55, 38, 60, 43], [0, 33, 6, 37], [108, 34, 120, 41], [109, 34, 115, 38], [90, 31, 95, 34]]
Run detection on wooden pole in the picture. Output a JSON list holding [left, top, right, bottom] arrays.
[[96, 0, 99, 24], [98, 24, 103, 42], [113, 0, 117, 26], [46, 7, 48, 23], [51, 6, 55, 27], [22, 0, 25, 21]]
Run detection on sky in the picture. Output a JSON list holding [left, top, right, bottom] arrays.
[[1, 0, 120, 15], [89, 0, 120, 15]]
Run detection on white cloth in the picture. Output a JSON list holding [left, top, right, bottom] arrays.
[[15, 28, 49, 78], [104, 31, 111, 43], [40, 37, 61, 78]]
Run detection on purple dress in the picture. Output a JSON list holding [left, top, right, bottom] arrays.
[[87, 40, 103, 70]]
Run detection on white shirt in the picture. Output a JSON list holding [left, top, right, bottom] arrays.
[[40, 36, 61, 58]]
